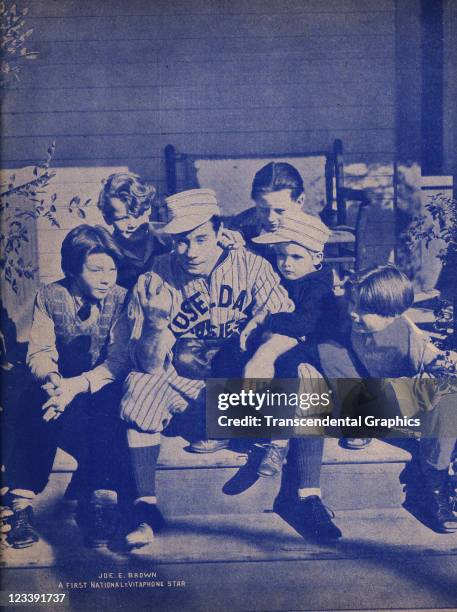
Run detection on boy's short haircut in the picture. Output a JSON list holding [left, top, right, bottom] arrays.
[[61, 224, 123, 278], [251, 162, 304, 202], [348, 265, 414, 317], [98, 173, 156, 223]]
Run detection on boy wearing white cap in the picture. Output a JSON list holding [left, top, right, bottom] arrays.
[[243, 210, 335, 377], [118, 188, 295, 548], [241, 210, 342, 541]]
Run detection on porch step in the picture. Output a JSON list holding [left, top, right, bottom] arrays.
[[4, 477, 457, 612], [52, 438, 412, 514], [3, 505, 457, 570]]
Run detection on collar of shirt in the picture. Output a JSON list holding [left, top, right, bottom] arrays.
[[69, 283, 104, 322]]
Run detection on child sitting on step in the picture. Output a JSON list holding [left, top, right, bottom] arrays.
[[318, 265, 457, 534], [241, 210, 342, 541], [1, 225, 131, 549]]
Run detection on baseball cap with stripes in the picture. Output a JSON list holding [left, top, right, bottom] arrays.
[[252, 211, 331, 252], [158, 188, 221, 235]]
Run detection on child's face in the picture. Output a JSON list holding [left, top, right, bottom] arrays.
[[109, 197, 150, 242], [255, 189, 303, 232], [275, 242, 322, 280], [348, 296, 395, 334], [76, 253, 117, 300], [174, 220, 222, 277]]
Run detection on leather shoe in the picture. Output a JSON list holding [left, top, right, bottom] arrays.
[[257, 444, 288, 477], [9, 507, 39, 549]]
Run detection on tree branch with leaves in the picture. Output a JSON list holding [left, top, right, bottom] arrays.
[[1, 0, 38, 85], [406, 192, 457, 350], [0, 143, 93, 292]]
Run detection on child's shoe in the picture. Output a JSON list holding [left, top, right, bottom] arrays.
[[1, 505, 14, 548], [421, 466, 457, 533], [257, 443, 288, 477], [9, 506, 39, 549], [296, 495, 342, 541], [428, 486, 457, 533]]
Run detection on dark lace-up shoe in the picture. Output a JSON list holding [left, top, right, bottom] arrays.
[[1, 505, 14, 548], [296, 496, 342, 541], [429, 487, 457, 533], [9, 507, 39, 549]]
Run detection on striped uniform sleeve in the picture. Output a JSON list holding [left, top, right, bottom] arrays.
[[249, 254, 294, 316]]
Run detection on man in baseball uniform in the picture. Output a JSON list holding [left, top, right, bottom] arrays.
[[119, 188, 294, 548]]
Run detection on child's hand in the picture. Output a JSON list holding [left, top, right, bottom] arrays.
[[243, 356, 275, 380], [41, 372, 63, 397], [239, 312, 267, 352], [41, 376, 89, 421], [218, 228, 245, 250], [137, 273, 172, 328]]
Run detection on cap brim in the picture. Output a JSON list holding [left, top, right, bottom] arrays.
[[251, 231, 290, 245], [159, 213, 216, 235]]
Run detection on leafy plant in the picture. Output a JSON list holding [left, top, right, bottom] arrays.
[[0, 0, 38, 86], [0, 144, 57, 291], [406, 192, 457, 350], [407, 193, 457, 260], [0, 143, 93, 292], [68, 195, 93, 220]]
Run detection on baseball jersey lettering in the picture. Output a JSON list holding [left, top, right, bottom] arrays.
[[130, 247, 294, 341], [172, 312, 191, 330], [233, 290, 247, 312], [218, 285, 232, 307], [188, 291, 209, 315], [181, 296, 199, 322]]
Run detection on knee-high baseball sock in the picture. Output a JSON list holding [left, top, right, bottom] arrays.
[[295, 438, 324, 497], [127, 429, 160, 504]]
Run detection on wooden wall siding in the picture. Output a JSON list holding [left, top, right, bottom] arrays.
[[34, 167, 129, 284], [2, 0, 397, 174], [443, 0, 457, 184], [0, 0, 410, 336], [394, 0, 422, 163]]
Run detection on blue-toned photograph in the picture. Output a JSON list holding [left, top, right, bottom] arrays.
[[1, 1, 456, 610]]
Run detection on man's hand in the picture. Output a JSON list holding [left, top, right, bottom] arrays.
[[41, 375, 89, 421], [218, 227, 245, 250], [137, 273, 172, 329]]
